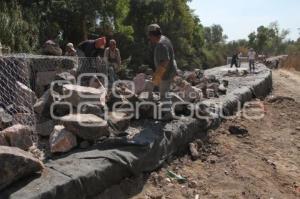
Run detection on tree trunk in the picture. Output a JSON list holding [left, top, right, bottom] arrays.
[[82, 15, 88, 41]]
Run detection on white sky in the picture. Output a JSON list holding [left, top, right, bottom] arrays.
[[188, 0, 300, 41]]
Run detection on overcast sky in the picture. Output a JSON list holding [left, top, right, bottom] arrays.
[[188, 0, 300, 41]]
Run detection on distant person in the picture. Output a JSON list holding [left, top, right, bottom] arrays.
[[248, 48, 256, 73], [230, 52, 239, 68], [238, 52, 243, 67], [65, 43, 77, 56], [77, 37, 106, 57], [104, 39, 121, 83]]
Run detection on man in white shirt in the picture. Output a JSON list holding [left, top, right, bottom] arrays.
[[248, 48, 256, 73]]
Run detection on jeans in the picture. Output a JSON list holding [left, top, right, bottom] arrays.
[[249, 60, 255, 72]]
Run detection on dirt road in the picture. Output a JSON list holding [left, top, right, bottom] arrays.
[[97, 69, 300, 199]]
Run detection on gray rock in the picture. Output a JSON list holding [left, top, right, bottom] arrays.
[[0, 146, 43, 191], [16, 81, 37, 104], [50, 125, 77, 153], [80, 104, 104, 118], [52, 72, 76, 94], [35, 71, 57, 97], [0, 133, 8, 146], [107, 112, 130, 131], [79, 140, 90, 149], [42, 42, 62, 56], [60, 114, 109, 140], [2, 124, 33, 150], [0, 108, 13, 131], [33, 89, 54, 118], [36, 119, 55, 137], [62, 84, 106, 107]]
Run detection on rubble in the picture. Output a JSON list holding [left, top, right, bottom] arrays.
[[0, 146, 43, 191], [60, 114, 109, 140], [49, 125, 77, 153], [2, 124, 33, 151]]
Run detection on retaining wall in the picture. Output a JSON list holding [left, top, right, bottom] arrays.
[[0, 63, 272, 199]]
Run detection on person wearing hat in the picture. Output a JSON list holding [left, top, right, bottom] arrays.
[[77, 37, 106, 57], [148, 24, 178, 121], [248, 48, 256, 73], [104, 39, 121, 83], [65, 43, 77, 56]]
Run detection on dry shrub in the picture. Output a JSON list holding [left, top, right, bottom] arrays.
[[281, 54, 300, 71]]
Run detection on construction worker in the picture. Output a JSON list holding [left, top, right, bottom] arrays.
[[248, 48, 256, 73], [104, 39, 121, 83], [77, 37, 106, 57], [148, 24, 177, 121], [65, 43, 77, 56], [230, 52, 239, 68]]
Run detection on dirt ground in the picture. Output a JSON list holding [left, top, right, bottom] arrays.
[[97, 69, 300, 199]]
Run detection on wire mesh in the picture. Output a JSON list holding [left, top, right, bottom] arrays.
[[0, 54, 36, 141]]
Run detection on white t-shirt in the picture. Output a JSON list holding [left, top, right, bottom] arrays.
[[248, 51, 256, 60]]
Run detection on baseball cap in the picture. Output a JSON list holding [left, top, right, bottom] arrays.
[[148, 24, 161, 33]]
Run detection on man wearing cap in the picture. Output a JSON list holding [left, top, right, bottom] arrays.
[[65, 43, 77, 56], [148, 24, 178, 121]]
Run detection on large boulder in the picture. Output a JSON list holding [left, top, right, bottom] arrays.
[[35, 71, 57, 97], [50, 125, 77, 153], [42, 40, 62, 56], [62, 84, 106, 107], [107, 112, 130, 131], [16, 81, 37, 104], [60, 114, 109, 140], [0, 146, 43, 191], [2, 124, 33, 150]]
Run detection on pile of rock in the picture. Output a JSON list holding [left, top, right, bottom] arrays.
[[33, 72, 132, 154], [0, 112, 43, 191]]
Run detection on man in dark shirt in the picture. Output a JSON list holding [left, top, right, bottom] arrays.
[[77, 37, 106, 57], [148, 24, 178, 121], [230, 52, 239, 68]]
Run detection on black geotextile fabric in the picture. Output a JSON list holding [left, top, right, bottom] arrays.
[[0, 65, 272, 199]]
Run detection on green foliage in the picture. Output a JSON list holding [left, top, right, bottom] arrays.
[[0, 0, 40, 52], [1, 1, 298, 70], [247, 21, 290, 55]]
